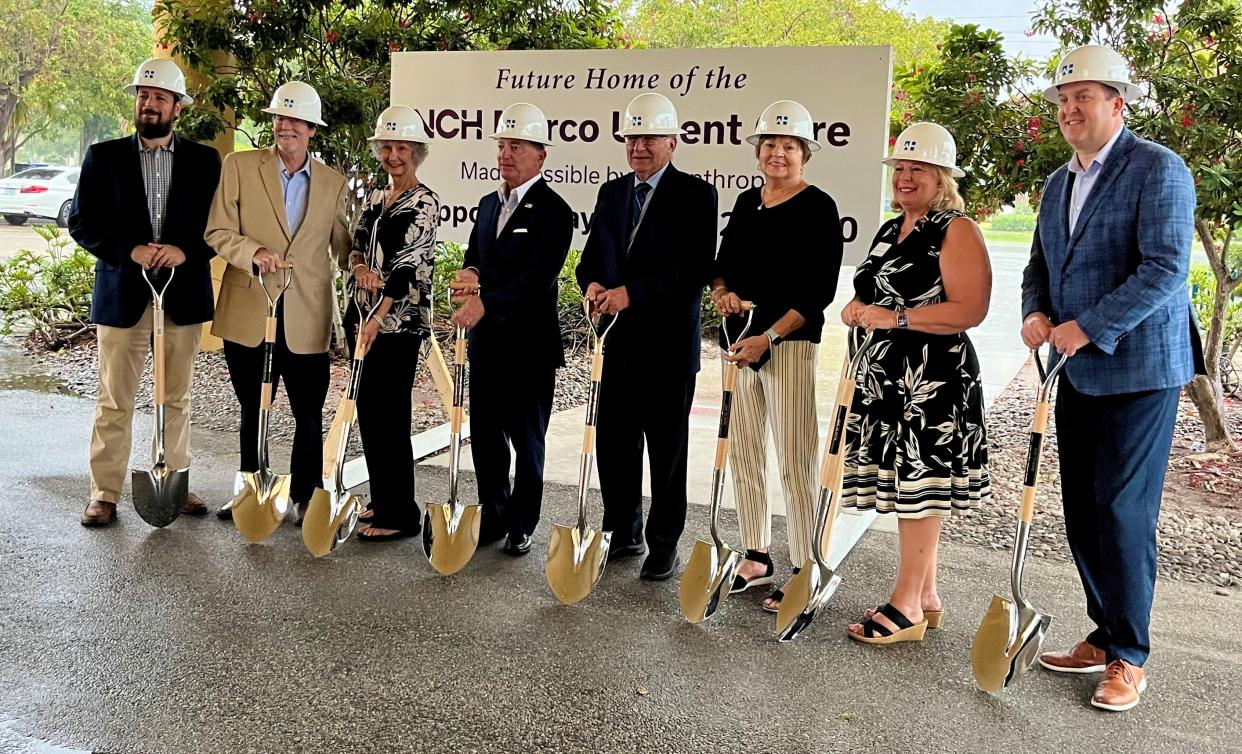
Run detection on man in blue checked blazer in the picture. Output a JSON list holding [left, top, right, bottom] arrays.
[[1020, 45, 1204, 713], [453, 103, 574, 557]]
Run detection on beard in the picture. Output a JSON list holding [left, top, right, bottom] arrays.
[[136, 111, 173, 139]]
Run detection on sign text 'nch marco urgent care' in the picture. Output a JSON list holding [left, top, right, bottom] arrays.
[[392, 47, 893, 264]]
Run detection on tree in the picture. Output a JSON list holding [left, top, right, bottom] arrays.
[[156, 0, 623, 219], [1030, 0, 1242, 452], [0, 0, 150, 171], [621, 0, 948, 67]]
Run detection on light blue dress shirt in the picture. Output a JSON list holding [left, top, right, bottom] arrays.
[[280, 158, 311, 237], [1067, 125, 1124, 235]]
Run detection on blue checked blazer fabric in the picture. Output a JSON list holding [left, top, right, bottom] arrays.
[[1021, 127, 1204, 396]]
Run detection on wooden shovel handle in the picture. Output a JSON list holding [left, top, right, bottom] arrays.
[[1020, 400, 1051, 525], [152, 308, 165, 407]]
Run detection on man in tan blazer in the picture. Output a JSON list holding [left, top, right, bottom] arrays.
[[205, 80, 351, 522]]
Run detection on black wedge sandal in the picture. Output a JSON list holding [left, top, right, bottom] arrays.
[[729, 550, 775, 594], [761, 567, 800, 614], [848, 602, 929, 645]]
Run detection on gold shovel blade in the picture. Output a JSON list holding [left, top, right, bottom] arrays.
[[679, 540, 742, 624], [422, 501, 482, 575], [972, 593, 1020, 694], [776, 563, 819, 641], [301, 488, 362, 558], [546, 523, 612, 605], [231, 472, 291, 543]]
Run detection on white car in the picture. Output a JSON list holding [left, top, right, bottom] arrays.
[[0, 166, 81, 227]]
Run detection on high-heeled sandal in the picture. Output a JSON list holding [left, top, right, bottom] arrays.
[[761, 567, 801, 614], [863, 604, 944, 629], [729, 550, 775, 594], [848, 603, 928, 645]]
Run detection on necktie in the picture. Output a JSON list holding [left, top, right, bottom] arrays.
[[631, 182, 651, 229]]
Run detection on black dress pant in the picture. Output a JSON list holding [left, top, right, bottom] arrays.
[[346, 329, 422, 530], [469, 362, 556, 539], [222, 311, 329, 505], [595, 357, 696, 555]]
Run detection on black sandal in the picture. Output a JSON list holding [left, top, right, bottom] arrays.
[[729, 550, 775, 594], [761, 567, 800, 614], [848, 603, 929, 645]]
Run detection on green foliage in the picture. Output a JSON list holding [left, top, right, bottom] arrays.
[[989, 207, 1037, 231], [0, 225, 95, 348], [1190, 263, 1242, 352], [156, 0, 624, 217], [622, 0, 948, 68], [893, 24, 1071, 217], [0, 0, 150, 169]]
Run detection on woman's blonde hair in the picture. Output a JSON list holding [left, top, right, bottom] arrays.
[[889, 163, 965, 212]]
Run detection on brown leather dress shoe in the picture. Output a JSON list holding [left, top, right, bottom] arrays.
[[81, 500, 117, 527], [1091, 660, 1147, 712], [182, 493, 209, 516], [1039, 639, 1107, 674]]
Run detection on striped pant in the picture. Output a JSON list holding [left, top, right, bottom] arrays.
[[727, 340, 819, 566]]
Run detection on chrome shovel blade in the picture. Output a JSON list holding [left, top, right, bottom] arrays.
[[131, 463, 188, 528], [302, 487, 363, 558], [422, 501, 482, 575], [776, 566, 841, 643]]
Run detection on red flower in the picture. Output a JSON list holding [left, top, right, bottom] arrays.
[[1153, 14, 1165, 24], [1016, 158, 1025, 167], [399, 18, 410, 28], [325, 30, 340, 44], [1182, 116, 1195, 127], [389, 41, 401, 52], [889, 136, 897, 146], [1027, 116, 1041, 129], [1015, 141, 1026, 152]]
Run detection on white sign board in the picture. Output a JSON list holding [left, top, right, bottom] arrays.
[[391, 47, 893, 264]]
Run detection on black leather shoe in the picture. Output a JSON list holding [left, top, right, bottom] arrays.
[[216, 503, 233, 520], [640, 550, 680, 581], [608, 541, 647, 561], [503, 533, 533, 556]]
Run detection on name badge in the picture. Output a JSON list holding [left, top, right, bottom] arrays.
[[869, 242, 891, 257]]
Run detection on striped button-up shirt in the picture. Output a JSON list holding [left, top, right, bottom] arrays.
[[138, 136, 175, 243]]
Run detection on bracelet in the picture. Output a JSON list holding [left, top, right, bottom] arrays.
[[351, 263, 369, 275]]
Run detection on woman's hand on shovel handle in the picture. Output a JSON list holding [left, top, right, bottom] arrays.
[[1021, 312, 1053, 349], [714, 289, 744, 316], [723, 334, 770, 369], [452, 295, 484, 329], [358, 317, 381, 352]]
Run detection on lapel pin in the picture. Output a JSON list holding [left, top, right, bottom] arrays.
[[524, 203, 533, 209]]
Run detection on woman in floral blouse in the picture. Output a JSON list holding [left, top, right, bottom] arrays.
[[839, 122, 992, 643], [345, 105, 439, 542]]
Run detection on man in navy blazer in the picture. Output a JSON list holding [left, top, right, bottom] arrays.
[[453, 103, 574, 556], [69, 59, 221, 526], [575, 93, 718, 581], [1021, 45, 1203, 712]]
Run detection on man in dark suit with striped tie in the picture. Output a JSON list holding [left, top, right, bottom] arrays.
[[575, 92, 718, 581], [453, 102, 574, 556]]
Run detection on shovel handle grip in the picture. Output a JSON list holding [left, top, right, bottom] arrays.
[[265, 315, 277, 344], [152, 309, 165, 407], [1019, 400, 1051, 524]]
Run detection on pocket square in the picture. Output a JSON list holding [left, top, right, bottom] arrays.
[[523, 203, 533, 209], [512, 227, 528, 234]]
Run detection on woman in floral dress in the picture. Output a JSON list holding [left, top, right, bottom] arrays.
[[345, 106, 439, 542], [839, 122, 992, 644]]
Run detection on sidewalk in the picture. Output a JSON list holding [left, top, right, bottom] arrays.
[[2, 348, 1239, 753]]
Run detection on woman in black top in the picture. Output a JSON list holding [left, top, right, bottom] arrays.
[[344, 106, 440, 542], [712, 100, 844, 612]]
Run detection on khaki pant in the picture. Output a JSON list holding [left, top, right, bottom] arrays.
[[728, 341, 819, 566], [90, 305, 201, 503]]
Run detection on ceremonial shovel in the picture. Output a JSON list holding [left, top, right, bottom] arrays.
[[546, 301, 617, 604], [678, 301, 755, 624], [776, 329, 873, 642], [131, 267, 188, 527], [972, 348, 1067, 693]]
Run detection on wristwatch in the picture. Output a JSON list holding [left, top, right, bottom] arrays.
[[895, 306, 909, 329], [764, 327, 782, 346]]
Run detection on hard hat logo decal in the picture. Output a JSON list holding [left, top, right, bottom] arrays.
[[630, 115, 642, 126], [775, 115, 789, 125], [385, 122, 397, 131], [504, 118, 517, 128], [143, 70, 155, 79], [1061, 63, 1075, 76], [283, 98, 295, 107], [901, 139, 917, 151]]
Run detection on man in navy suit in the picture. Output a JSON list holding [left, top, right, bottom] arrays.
[[453, 103, 574, 556], [575, 93, 718, 581], [69, 59, 221, 526], [1021, 45, 1203, 712]]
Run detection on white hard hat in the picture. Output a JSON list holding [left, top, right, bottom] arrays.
[[745, 100, 821, 152], [489, 102, 553, 146], [125, 58, 192, 105], [368, 105, 430, 143], [1044, 44, 1144, 104], [262, 81, 327, 127], [883, 122, 965, 178], [615, 93, 685, 138]]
